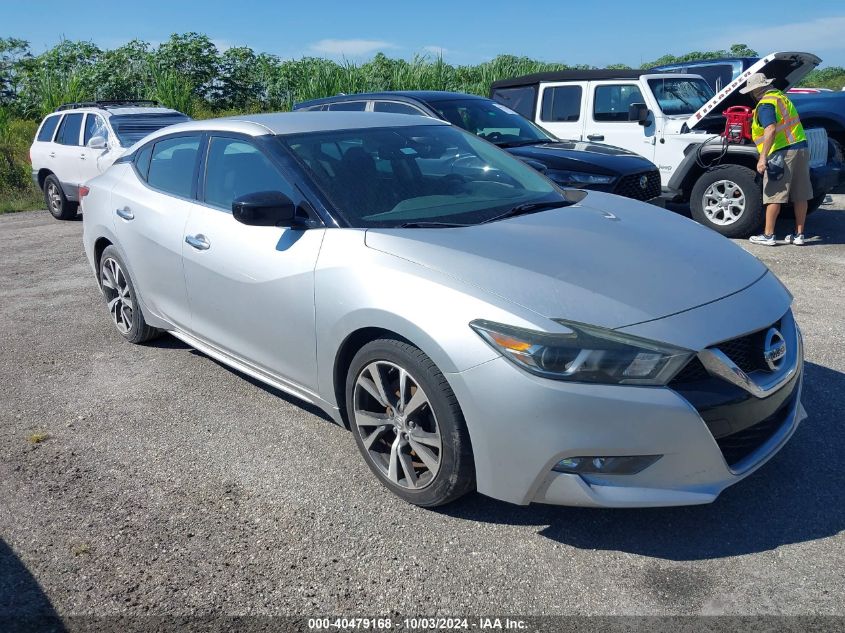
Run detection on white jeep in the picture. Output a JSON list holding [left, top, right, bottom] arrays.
[[491, 52, 844, 237], [29, 100, 190, 219]]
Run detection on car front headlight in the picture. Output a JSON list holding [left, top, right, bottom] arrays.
[[470, 319, 694, 385], [546, 170, 616, 186]]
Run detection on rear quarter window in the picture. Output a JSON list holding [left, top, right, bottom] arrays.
[[37, 115, 62, 142]]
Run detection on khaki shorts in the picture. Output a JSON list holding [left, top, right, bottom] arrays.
[[763, 147, 813, 204]]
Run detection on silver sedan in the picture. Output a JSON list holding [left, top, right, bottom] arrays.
[[81, 112, 805, 508]]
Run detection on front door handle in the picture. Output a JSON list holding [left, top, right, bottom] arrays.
[[80, 153, 86, 160], [185, 234, 211, 251], [49, 152, 56, 158], [587, 134, 605, 141], [116, 207, 134, 220]]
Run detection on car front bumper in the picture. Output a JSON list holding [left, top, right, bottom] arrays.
[[447, 295, 805, 508]]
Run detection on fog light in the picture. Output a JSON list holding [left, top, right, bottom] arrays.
[[552, 455, 661, 475]]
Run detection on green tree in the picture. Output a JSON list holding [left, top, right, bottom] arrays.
[[153, 33, 219, 100], [217, 46, 261, 110], [91, 40, 151, 100], [0, 38, 31, 107]]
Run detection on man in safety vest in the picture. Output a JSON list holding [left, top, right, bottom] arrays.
[[741, 73, 813, 246]]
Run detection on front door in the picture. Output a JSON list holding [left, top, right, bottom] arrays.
[[582, 81, 657, 161], [181, 135, 324, 390]]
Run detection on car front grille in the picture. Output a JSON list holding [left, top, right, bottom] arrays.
[[613, 170, 662, 201], [715, 393, 796, 467]]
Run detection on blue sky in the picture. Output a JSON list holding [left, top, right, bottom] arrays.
[[5, 0, 845, 68]]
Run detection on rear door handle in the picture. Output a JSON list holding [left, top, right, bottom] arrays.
[[185, 234, 210, 251], [116, 207, 134, 220], [49, 152, 56, 158], [587, 134, 605, 141], [80, 153, 86, 160]]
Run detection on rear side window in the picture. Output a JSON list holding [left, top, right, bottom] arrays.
[[593, 84, 645, 122], [373, 101, 424, 115], [204, 137, 291, 211], [490, 86, 537, 119], [37, 115, 62, 142], [146, 135, 201, 198], [328, 101, 367, 111], [83, 114, 108, 145], [55, 113, 84, 145], [541, 86, 582, 122]]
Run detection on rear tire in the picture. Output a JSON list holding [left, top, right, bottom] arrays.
[[346, 338, 475, 507], [43, 174, 78, 220], [690, 164, 763, 238], [99, 246, 159, 344]]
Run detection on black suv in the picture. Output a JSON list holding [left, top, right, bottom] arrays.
[[294, 91, 662, 203]]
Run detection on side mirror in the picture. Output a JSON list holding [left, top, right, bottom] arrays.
[[232, 191, 299, 227], [87, 136, 107, 149], [628, 103, 650, 126]]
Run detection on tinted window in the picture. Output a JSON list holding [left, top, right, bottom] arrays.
[[204, 137, 290, 210], [328, 101, 367, 111], [593, 84, 645, 122], [37, 115, 61, 142], [490, 86, 537, 119], [83, 114, 108, 145], [541, 86, 582, 122], [134, 144, 153, 180], [373, 101, 424, 115], [147, 136, 201, 198], [56, 113, 84, 145], [432, 99, 551, 145], [108, 113, 192, 146]]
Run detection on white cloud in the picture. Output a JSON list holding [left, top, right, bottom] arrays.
[[422, 45, 449, 56], [309, 39, 398, 56], [713, 16, 845, 55]]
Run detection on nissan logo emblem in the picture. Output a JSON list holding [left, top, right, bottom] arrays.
[[639, 175, 648, 189], [763, 328, 787, 371]]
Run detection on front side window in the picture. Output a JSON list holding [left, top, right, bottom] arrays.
[[647, 78, 714, 115], [593, 84, 645, 122], [541, 86, 582, 122], [83, 114, 108, 145], [490, 86, 537, 119], [327, 101, 367, 111], [432, 99, 552, 147], [55, 113, 84, 145], [373, 101, 425, 115], [146, 135, 201, 198], [282, 124, 565, 228], [37, 115, 62, 142], [204, 137, 292, 210]]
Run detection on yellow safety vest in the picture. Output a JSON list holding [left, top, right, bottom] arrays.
[[751, 89, 806, 155]]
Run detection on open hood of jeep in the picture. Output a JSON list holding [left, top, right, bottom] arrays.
[[685, 51, 821, 130]]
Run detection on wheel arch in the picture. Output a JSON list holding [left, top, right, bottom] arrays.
[[93, 237, 113, 286], [37, 169, 55, 189]]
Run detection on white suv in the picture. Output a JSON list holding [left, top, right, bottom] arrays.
[[30, 100, 190, 219]]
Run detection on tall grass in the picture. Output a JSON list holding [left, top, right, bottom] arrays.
[[0, 109, 41, 213], [33, 69, 87, 117], [145, 65, 196, 117]]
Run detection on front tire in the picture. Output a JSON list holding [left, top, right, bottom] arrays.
[[43, 174, 78, 220], [346, 338, 475, 507], [99, 246, 159, 344], [690, 164, 763, 238]]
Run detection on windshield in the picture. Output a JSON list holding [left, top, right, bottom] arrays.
[[430, 99, 553, 147], [281, 124, 566, 228], [647, 78, 714, 115], [109, 113, 192, 146]]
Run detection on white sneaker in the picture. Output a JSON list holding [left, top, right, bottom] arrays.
[[784, 234, 806, 245], [749, 234, 777, 246]]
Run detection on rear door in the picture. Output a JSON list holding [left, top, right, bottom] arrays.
[[535, 82, 587, 141], [111, 133, 201, 328], [583, 81, 657, 161], [181, 134, 324, 388], [52, 112, 85, 193], [31, 114, 63, 177]]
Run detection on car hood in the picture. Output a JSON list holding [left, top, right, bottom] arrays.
[[505, 141, 655, 176], [364, 191, 768, 331], [686, 51, 821, 130]]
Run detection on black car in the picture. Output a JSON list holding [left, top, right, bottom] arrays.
[[294, 91, 662, 203]]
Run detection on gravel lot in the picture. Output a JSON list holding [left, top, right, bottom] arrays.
[[1, 197, 844, 623]]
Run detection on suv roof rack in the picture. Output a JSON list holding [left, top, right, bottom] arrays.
[[55, 100, 163, 112]]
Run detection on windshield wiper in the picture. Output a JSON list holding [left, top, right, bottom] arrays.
[[480, 200, 568, 225], [398, 221, 472, 228]]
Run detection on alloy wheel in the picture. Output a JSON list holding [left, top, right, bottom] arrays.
[[100, 257, 133, 334], [47, 182, 62, 215], [702, 179, 746, 226], [353, 361, 442, 489]]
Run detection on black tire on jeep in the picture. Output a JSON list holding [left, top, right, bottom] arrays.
[[43, 174, 78, 220], [690, 164, 763, 238]]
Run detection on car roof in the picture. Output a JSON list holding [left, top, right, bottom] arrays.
[[296, 91, 488, 109], [490, 69, 649, 89], [131, 111, 449, 145]]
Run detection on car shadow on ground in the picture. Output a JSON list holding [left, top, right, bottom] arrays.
[[0, 539, 66, 632], [442, 362, 845, 561]]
